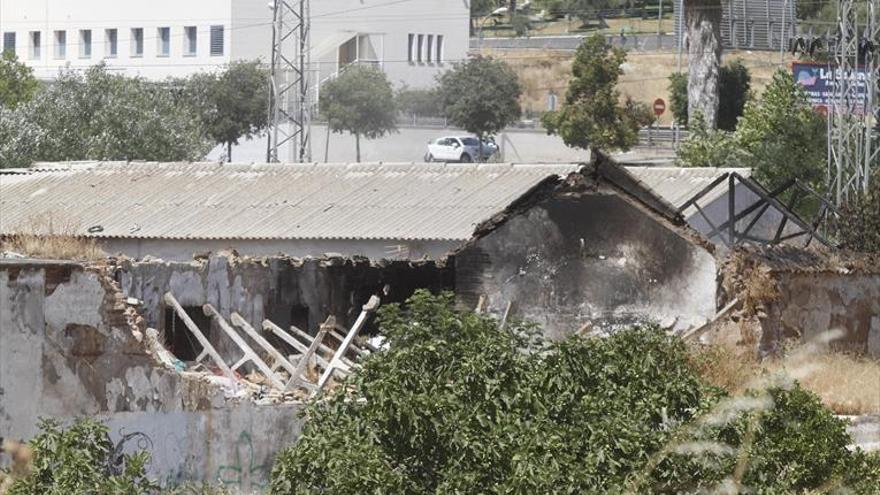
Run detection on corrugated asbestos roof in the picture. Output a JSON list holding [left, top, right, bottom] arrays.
[[0, 162, 582, 241], [0, 162, 746, 241]]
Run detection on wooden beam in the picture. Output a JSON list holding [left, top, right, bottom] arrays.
[[163, 292, 236, 382], [230, 313, 300, 390], [203, 304, 285, 390], [317, 296, 380, 392], [263, 319, 332, 370]]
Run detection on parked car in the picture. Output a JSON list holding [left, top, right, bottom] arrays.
[[424, 136, 498, 162]]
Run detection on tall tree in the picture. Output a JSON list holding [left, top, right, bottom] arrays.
[[542, 34, 643, 153], [0, 51, 39, 109], [685, 0, 722, 127], [0, 65, 209, 168], [319, 65, 397, 162], [437, 56, 522, 160], [182, 61, 270, 162], [669, 59, 751, 130]]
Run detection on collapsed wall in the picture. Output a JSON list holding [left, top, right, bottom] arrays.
[[0, 259, 302, 491], [716, 246, 880, 357], [116, 253, 450, 362]]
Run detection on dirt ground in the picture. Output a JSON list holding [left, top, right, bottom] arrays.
[[481, 48, 790, 125]]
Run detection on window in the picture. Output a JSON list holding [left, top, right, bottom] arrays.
[[105, 29, 117, 57], [416, 34, 424, 63], [426, 35, 433, 63], [184, 26, 197, 56], [53, 30, 66, 59], [209, 25, 224, 56], [157, 27, 170, 57], [29, 31, 40, 59], [3, 32, 15, 56], [131, 27, 143, 57], [436, 35, 444, 63], [407, 33, 414, 63], [79, 29, 91, 58]]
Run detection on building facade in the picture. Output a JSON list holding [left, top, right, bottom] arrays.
[[0, 0, 469, 87]]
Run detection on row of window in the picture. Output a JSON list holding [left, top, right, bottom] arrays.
[[1, 26, 225, 61], [407, 33, 444, 64]]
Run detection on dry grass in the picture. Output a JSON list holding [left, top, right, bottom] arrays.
[[691, 339, 880, 415], [0, 215, 106, 262], [482, 48, 786, 125]]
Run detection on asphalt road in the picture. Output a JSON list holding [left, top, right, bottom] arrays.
[[471, 33, 678, 52]]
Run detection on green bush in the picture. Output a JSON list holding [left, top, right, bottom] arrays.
[[6, 418, 157, 495], [269, 291, 878, 494], [839, 177, 880, 253]]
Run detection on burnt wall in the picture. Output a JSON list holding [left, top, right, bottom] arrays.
[[452, 192, 718, 339], [118, 254, 451, 360]]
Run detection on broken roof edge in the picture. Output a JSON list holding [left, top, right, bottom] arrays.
[[449, 152, 717, 257], [115, 249, 450, 270], [6, 160, 580, 173], [726, 244, 880, 274]]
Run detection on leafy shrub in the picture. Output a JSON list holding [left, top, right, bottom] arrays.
[[676, 114, 745, 168], [5, 418, 157, 495], [270, 291, 877, 494], [839, 177, 880, 253]]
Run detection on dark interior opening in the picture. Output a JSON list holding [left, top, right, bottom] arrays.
[[290, 304, 311, 333], [163, 305, 211, 361]]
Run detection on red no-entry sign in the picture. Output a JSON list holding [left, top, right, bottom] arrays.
[[653, 98, 666, 116]]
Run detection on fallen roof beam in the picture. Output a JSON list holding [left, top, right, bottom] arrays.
[[290, 316, 336, 392], [163, 292, 236, 383], [317, 296, 380, 393], [230, 313, 306, 392], [263, 319, 332, 370], [203, 304, 285, 390]]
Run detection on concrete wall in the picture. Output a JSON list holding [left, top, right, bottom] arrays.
[[0, 259, 303, 491], [118, 254, 450, 360], [1, 0, 468, 86], [0, 0, 234, 80], [453, 190, 718, 339], [103, 237, 459, 263]]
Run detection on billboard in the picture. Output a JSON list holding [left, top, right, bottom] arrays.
[[792, 62, 870, 115]]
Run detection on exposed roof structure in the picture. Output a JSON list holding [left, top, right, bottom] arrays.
[[0, 162, 581, 241], [624, 167, 753, 212]]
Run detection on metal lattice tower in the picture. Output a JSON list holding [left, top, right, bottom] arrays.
[[267, 0, 311, 163], [827, 0, 879, 206]]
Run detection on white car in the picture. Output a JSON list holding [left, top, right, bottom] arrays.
[[424, 136, 498, 163]]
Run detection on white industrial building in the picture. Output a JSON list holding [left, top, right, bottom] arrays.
[[0, 0, 469, 88]]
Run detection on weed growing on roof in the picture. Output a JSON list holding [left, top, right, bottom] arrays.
[[270, 290, 880, 494]]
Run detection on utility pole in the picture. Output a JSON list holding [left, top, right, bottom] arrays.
[[827, 0, 878, 206], [267, 0, 311, 163]]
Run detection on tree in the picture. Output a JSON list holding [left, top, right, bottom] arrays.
[[395, 86, 444, 118], [0, 65, 209, 168], [735, 70, 827, 193], [678, 69, 827, 214], [319, 65, 397, 162], [542, 34, 642, 153], [685, 0, 722, 127], [0, 51, 38, 109], [437, 56, 521, 160], [839, 178, 880, 253], [269, 291, 879, 494], [669, 59, 752, 130], [183, 60, 269, 162]]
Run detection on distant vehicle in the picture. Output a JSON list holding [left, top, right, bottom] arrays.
[[424, 136, 498, 162]]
